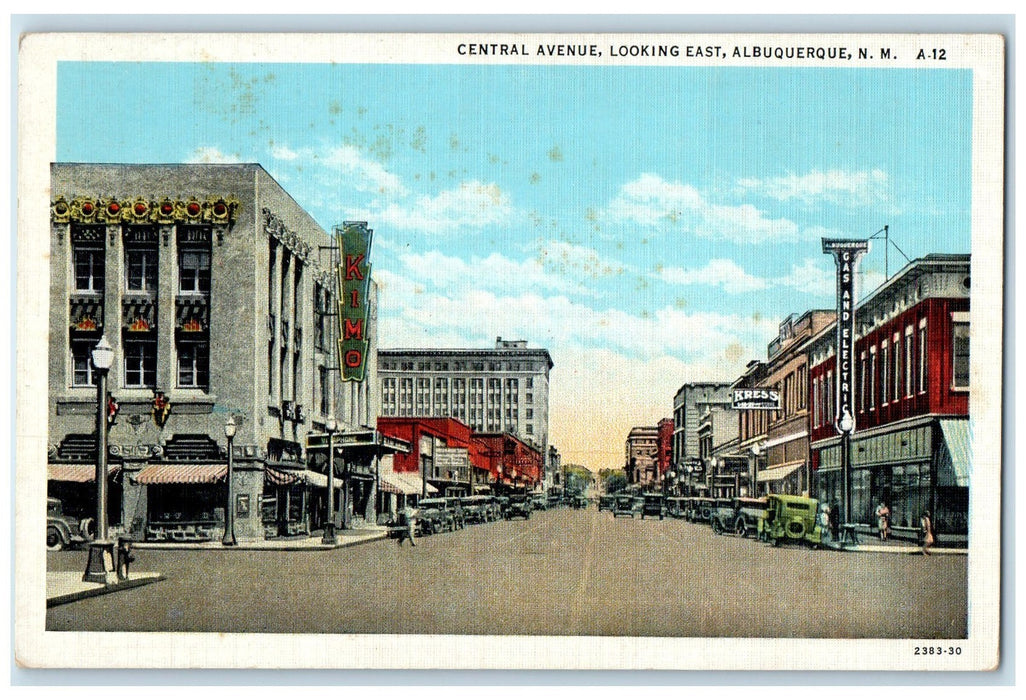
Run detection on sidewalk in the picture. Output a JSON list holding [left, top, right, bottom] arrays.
[[130, 525, 390, 552], [823, 537, 967, 555], [47, 526, 391, 607]]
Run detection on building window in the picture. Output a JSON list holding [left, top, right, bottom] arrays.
[[918, 319, 928, 394], [869, 346, 877, 409], [124, 336, 157, 388], [71, 340, 98, 387], [952, 320, 970, 389], [125, 247, 158, 293], [526, 393, 533, 404], [322, 366, 333, 416], [858, 351, 868, 413], [74, 246, 105, 293], [893, 332, 901, 403], [880, 341, 889, 405], [905, 326, 915, 398], [178, 250, 211, 294], [177, 340, 209, 389]]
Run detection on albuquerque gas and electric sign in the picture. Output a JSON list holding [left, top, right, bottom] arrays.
[[822, 237, 870, 433], [335, 221, 373, 382]]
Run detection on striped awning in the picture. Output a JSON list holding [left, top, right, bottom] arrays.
[[134, 463, 227, 485], [265, 467, 342, 489], [938, 419, 971, 488], [379, 471, 436, 495], [48, 463, 122, 483]]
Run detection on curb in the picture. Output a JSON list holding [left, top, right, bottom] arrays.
[[128, 532, 388, 552], [47, 573, 167, 608]]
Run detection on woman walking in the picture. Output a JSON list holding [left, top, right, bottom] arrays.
[[875, 502, 891, 541], [920, 510, 935, 555]]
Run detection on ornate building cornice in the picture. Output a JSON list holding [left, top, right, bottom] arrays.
[[262, 208, 316, 264], [51, 195, 240, 226]]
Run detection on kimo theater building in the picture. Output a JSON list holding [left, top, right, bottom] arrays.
[[807, 254, 970, 539], [47, 163, 388, 541]]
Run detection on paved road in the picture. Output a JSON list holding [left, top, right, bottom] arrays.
[[46, 507, 967, 638]]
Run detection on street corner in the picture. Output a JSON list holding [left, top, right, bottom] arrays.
[[46, 571, 166, 608]]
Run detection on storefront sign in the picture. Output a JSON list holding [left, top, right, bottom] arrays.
[[335, 221, 373, 382], [822, 238, 870, 434], [435, 447, 470, 480], [731, 388, 781, 410]]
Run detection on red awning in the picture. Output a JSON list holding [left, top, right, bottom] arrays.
[[134, 463, 227, 485], [265, 467, 302, 486], [48, 464, 122, 483]]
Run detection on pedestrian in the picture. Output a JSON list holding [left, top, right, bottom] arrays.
[[397, 504, 417, 547], [920, 509, 935, 555], [829, 501, 841, 542], [875, 502, 891, 541], [819, 503, 832, 545]]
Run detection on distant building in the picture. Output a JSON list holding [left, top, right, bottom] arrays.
[[47, 163, 390, 542], [378, 337, 554, 482], [672, 383, 733, 492], [625, 425, 659, 485], [807, 254, 970, 537]]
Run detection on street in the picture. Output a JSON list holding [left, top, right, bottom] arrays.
[[46, 506, 967, 638]]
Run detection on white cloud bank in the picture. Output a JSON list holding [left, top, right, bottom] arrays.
[[739, 168, 892, 208]]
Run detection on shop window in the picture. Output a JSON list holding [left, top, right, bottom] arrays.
[[71, 339, 98, 387], [74, 246, 105, 293], [952, 321, 970, 389], [124, 336, 157, 388], [177, 340, 210, 389]]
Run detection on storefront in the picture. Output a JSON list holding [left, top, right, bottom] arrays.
[[813, 417, 968, 536], [47, 462, 123, 527], [133, 463, 227, 541]]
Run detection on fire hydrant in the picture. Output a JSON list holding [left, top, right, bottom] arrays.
[[116, 537, 135, 581]]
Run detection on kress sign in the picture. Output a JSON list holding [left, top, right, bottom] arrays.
[[335, 221, 373, 382]]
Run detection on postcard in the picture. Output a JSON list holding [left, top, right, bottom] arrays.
[[15, 31, 1004, 671]]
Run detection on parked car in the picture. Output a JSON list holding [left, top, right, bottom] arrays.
[[414, 498, 455, 535], [732, 497, 768, 538], [665, 497, 687, 519], [641, 494, 666, 520], [612, 494, 636, 518], [598, 494, 617, 512], [758, 494, 823, 548], [530, 494, 548, 511], [460, 495, 490, 524], [686, 497, 719, 523], [47, 497, 93, 551], [505, 495, 532, 520], [496, 496, 511, 519], [444, 497, 467, 529]]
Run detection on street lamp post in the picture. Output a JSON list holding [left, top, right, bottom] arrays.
[[839, 409, 855, 525], [750, 444, 761, 498], [322, 417, 338, 544], [83, 336, 115, 584], [222, 415, 237, 546]]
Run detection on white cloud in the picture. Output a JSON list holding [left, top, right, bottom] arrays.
[[534, 239, 628, 280], [394, 248, 591, 297], [269, 142, 406, 197], [657, 259, 768, 294], [367, 180, 514, 234], [738, 169, 892, 208], [606, 173, 804, 243], [186, 146, 243, 164]]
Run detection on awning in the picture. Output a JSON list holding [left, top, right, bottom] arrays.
[[134, 463, 226, 485], [938, 419, 971, 488], [762, 431, 808, 450], [757, 460, 805, 483], [378, 470, 436, 495], [48, 464, 122, 482], [265, 467, 342, 489]]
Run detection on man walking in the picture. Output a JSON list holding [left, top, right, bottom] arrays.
[[397, 504, 417, 547]]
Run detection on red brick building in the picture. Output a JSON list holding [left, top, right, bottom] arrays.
[[473, 432, 544, 491], [377, 417, 487, 497], [808, 254, 970, 536]]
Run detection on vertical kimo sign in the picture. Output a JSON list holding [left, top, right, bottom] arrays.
[[822, 238, 869, 434], [336, 221, 373, 382]]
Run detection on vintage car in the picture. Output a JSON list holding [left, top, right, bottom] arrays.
[[505, 495, 532, 520], [530, 494, 548, 511], [444, 497, 467, 530], [686, 497, 719, 523], [570, 493, 589, 509], [758, 494, 823, 548], [665, 497, 687, 519], [710, 497, 767, 536], [598, 494, 617, 512], [640, 494, 666, 520], [46, 497, 93, 551], [460, 495, 493, 524], [612, 494, 636, 518], [414, 498, 456, 535], [495, 496, 511, 519]]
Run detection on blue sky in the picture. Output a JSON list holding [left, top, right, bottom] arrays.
[[56, 61, 972, 470]]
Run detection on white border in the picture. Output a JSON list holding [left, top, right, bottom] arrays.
[[14, 31, 1005, 671]]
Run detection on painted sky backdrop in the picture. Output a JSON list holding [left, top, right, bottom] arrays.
[[56, 61, 972, 472]]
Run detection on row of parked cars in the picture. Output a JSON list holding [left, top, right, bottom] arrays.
[[597, 492, 826, 548], [405, 492, 554, 537]]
